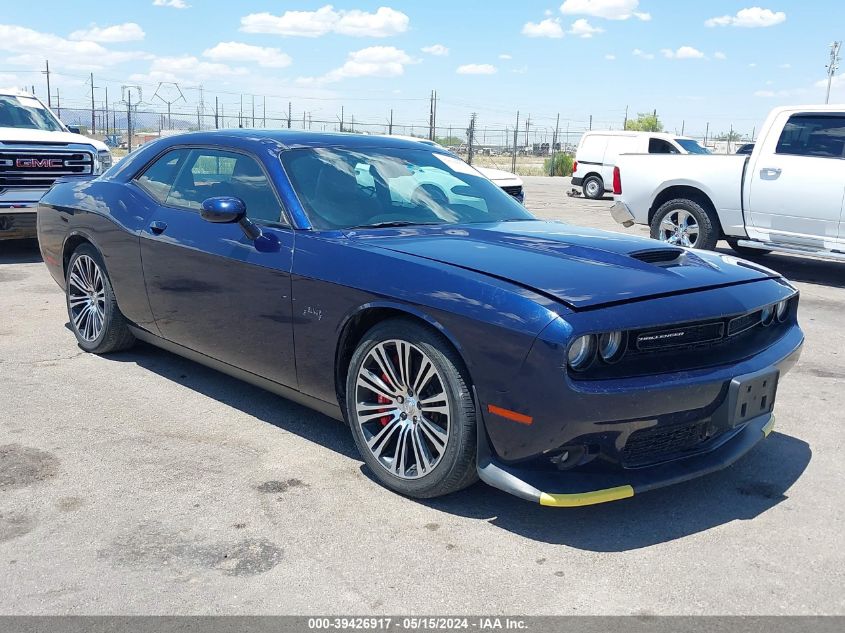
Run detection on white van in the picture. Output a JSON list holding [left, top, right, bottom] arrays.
[[572, 131, 709, 199]]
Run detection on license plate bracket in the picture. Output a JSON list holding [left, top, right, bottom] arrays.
[[729, 370, 779, 427]]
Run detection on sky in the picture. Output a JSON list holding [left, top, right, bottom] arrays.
[[0, 0, 843, 140]]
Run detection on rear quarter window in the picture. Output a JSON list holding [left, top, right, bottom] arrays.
[[776, 114, 845, 158]]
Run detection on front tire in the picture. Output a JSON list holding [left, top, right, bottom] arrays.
[[66, 244, 135, 354], [582, 175, 604, 200], [650, 198, 719, 250], [345, 319, 477, 499]]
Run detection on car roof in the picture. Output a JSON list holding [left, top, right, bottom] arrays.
[[0, 88, 41, 98], [154, 129, 450, 152]]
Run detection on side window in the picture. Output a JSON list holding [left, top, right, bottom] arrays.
[[166, 149, 284, 223], [648, 138, 679, 154], [776, 114, 845, 158], [135, 149, 190, 203]]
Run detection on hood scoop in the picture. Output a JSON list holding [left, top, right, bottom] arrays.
[[630, 248, 684, 265]]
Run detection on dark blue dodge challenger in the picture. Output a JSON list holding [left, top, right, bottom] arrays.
[[37, 131, 803, 506]]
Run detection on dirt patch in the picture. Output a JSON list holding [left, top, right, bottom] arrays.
[[255, 478, 308, 494], [0, 511, 37, 543], [0, 444, 59, 490]]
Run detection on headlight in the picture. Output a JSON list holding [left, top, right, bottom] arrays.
[[567, 335, 596, 371], [760, 304, 775, 327], [96, 150, 113, 174], [598, 331, 625, 363], [776, 299, 789, 322]]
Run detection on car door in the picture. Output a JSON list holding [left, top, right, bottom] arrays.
[[747, 112, 845, 244], [135, 146, 298, 388]]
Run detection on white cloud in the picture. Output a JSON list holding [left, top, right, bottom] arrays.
[[755, 86, 807, 97], [714, 51, 727, 60], [456, 63, 497, 75], [661, 46, 705, 59], [153, 0, 190, 8], [522, 18, 564, 38], [0, 24, 149, 70], [130, 55, 246, 84], [499, 53, 512, 60], [421, 44, 449, 56], [632, 48, 654, 60], [560, 0, 651, 21], [69, 23, 145, 43], [780, 63, 791, 69], [241, 5, 409, 38], [706, 7, 786, 28], [605, 53, 616, 60], [569, 19, 604, 37], [203, 42, 292, 68], [298, 46, 413, 84]]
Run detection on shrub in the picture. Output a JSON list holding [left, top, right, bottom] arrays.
[[543, 153, 574, 177]]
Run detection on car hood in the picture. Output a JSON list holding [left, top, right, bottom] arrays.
[[475, 166, 523, 186], [353, 221, 779, 310], [0, 127, 108, 151]]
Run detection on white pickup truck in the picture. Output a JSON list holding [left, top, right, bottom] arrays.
[[611, 105, 845, 260], [1, 89, 112, 240]]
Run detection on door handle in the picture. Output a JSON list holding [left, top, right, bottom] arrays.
[[149, 220, 168, 235], [759, 167, 782, 180]]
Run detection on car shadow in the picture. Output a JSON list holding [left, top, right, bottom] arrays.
[[717, 245, 845, 290], [104, 339, 810, 552], [103, 340, 360, 460], [0, 239, 42, 264]]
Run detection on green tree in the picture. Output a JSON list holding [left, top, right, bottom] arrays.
[[434, 135, 463, 147], [624, 112, 663, 132], [716, 130, 743, 142]]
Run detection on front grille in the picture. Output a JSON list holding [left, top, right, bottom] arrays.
[[501, 185, 523, 197], [0, 148, 93, 191], [622, 420, 710, 467]]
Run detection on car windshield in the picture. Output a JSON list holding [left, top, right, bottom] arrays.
[[0, 95, 64, 132], [280, 147, 534, 230], [675, 138, 711, 154]]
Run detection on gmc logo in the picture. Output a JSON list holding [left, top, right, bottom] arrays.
[[16, 158, 64, 169]]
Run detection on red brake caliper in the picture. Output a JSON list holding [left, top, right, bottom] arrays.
[[378, 372, 392, 426]]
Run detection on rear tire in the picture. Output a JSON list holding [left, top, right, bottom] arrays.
[[582, 175, 604, 200], [66, 244, 135, 354], [727, 238, 772, 257], [345, 319, 478, 499], [650, 198, 720, 250]]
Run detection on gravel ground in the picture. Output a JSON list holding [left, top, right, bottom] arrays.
[[0, 177, 843, 615]]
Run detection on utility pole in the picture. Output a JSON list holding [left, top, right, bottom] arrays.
[[90, 73, 96, 134], [705, 122, 710, 146], [104, 87, 108, 136], [251, 94, 255, 127], [826, 41, 842, 104], [215, 96, 219, 129], [550, 113, 560, 176], [623, 105, 628, 130], [681, 120, 685, 135], [240, 94, 244, 127], [288, 102, 292, 128], [524, 115, 530, 150], [43, 60, 51, 108], [467, 113, 477, 165], [340, 106, 344, 133], [54, 88, 60, 119], [153, 82, 184, 131], [511, 111, 519, 173], [121, 85, 142, 153], [589, 114, 592, 131], [389, 109, 393, 135], [433, 90, 437, 139]]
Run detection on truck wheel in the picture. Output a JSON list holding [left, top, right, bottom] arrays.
[[650, 199, 719, 250], [727, 238, 771, 257], [66, 244, 136, 354], [582, 175, 604, 200]]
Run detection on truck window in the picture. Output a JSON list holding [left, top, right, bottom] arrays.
[[648, 138, 679, 154], [776, 114, 845, 159]]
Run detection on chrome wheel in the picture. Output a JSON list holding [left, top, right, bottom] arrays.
[[584, 179, 601, 198], [355, 340, 450, 480], [68, 254, 106, 342], [658, 208, 699, 247]]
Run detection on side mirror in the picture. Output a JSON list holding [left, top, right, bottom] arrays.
[[201, 196, 265, 243], [201, 197, 246, 224], [67, 125, 82, 134]]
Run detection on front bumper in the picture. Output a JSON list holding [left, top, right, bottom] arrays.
[[610, 200, 636, 227], [0, 208, 37, 240], [478, 411, 777, 507]]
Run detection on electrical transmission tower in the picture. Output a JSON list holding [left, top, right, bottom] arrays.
[[153, 82, 185, 131], [826, 41, 841, 104]]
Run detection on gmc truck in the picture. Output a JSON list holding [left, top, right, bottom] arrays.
[[611, 105, 845, 260], [1, 89, 112, 240]]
